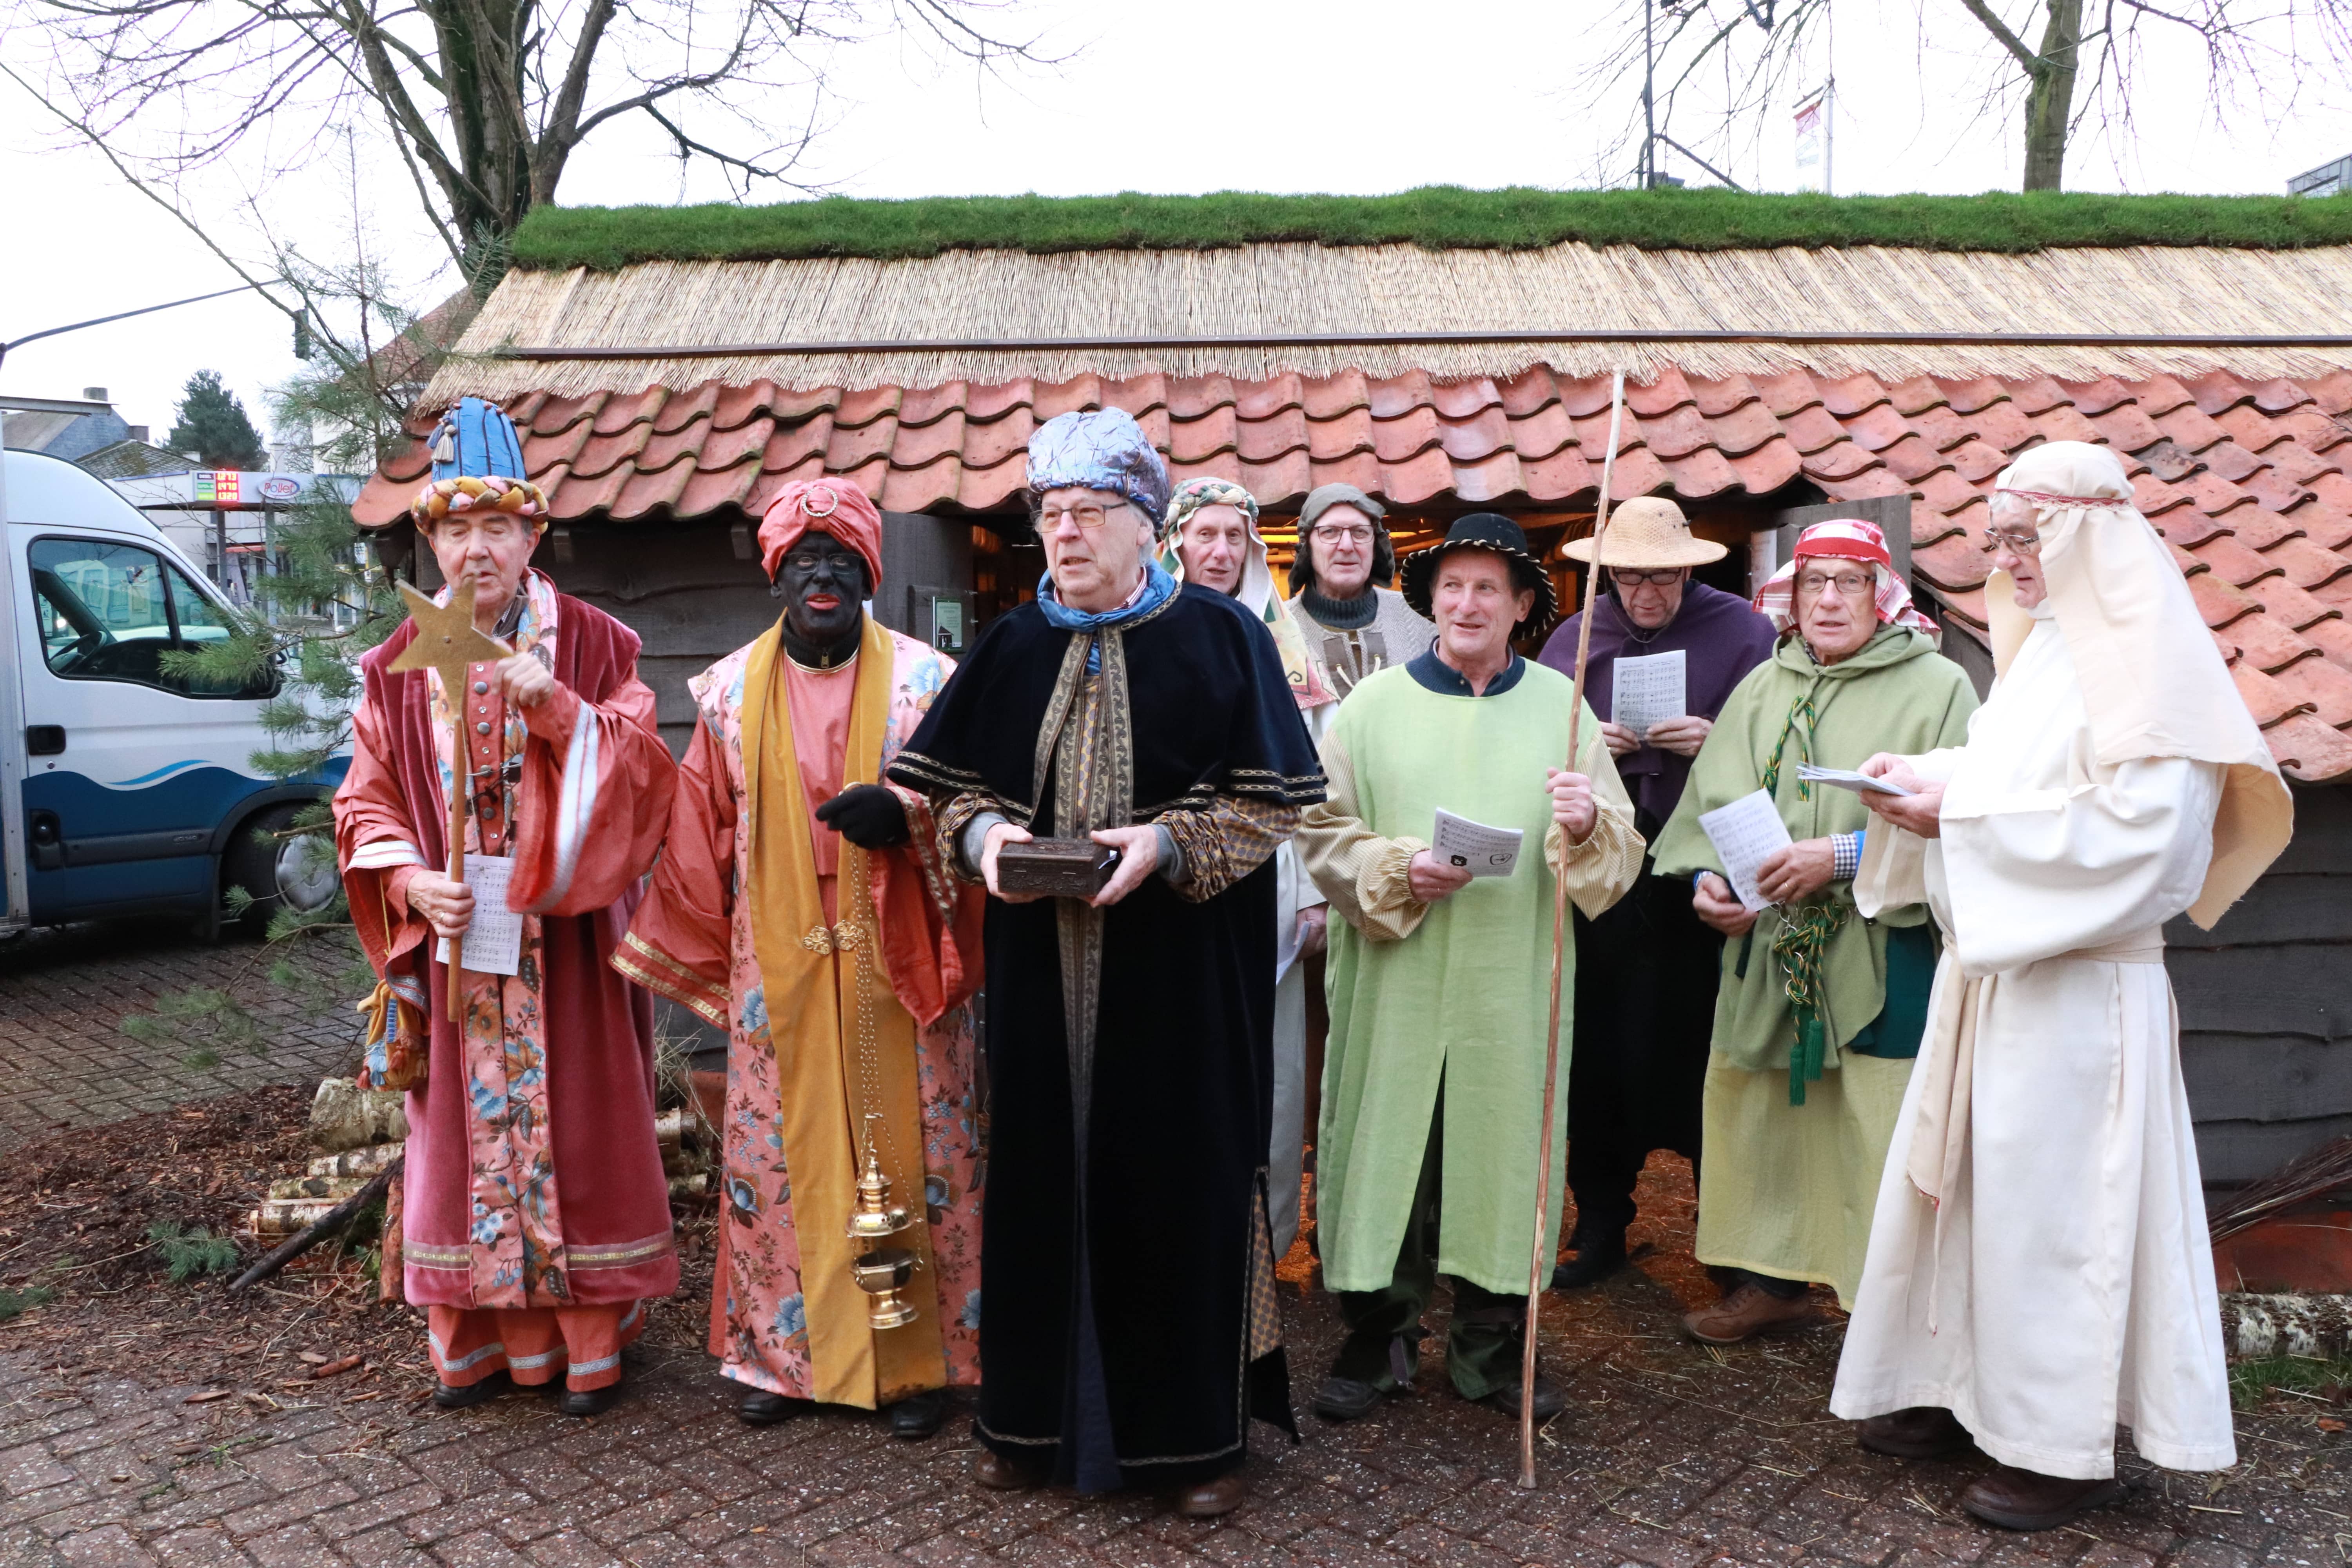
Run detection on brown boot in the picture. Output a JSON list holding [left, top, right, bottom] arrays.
[[1681, 1282, 1822, 1345], [1173, 1472, 1246, 1518], [972, 1448, 1047, 1491], [1858, 1406, 1973, 1460], [1960, 1466, 2123, 1530]]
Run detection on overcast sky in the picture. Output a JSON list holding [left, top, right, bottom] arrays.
[[4, 0, 2348, 463]]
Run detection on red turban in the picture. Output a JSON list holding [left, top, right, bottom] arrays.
[[759, 479, 884, 588]]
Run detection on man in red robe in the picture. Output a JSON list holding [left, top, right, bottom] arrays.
[[336, 397, 679, 1416], [615, 480, 985, 1438]]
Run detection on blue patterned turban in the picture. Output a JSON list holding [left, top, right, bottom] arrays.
[[1026, 408, 1172, 526]]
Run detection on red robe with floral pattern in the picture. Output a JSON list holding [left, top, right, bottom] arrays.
[[336, 570, 678, 1389]]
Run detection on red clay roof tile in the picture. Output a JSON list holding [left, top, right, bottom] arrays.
[[2232, 663, 2314, 730], [359, 365, 2352, 777]]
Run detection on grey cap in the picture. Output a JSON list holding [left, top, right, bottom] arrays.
[[1298, 483, 1386, 533]]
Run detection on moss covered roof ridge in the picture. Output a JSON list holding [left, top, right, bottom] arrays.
[[510, 185, 2352, 271]]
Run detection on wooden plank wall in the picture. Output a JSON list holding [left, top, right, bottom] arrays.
[[2171, 780, 2352, 1186], [536, 512, 975, 758]]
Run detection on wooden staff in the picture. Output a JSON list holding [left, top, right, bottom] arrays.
[[1519, 368, 1628, 1491], [386, 578, 512, 1020]]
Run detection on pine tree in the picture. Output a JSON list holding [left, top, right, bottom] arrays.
[[133, 497, 402, 1064], [167, 369, 268, 468]]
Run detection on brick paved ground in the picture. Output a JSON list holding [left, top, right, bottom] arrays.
[[2, 1270, 2345, 1568], [0, 919, 356, 1152], [3, 928, 2346, 1567]]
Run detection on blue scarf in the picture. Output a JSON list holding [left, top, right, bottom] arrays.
[[1036, 561, 1178, 670]]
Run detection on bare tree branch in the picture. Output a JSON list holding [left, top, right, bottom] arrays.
[[9, 0, 1058, 283]]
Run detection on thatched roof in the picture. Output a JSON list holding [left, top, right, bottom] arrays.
[[430, 240, 2352, 406]]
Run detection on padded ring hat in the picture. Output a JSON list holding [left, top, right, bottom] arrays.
[[1401, 513, 1559, 637], [1560, 495, 1726, 568]]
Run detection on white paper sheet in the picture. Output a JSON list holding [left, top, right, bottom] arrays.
[[1611, 650, 1687, 741], [436, 853, 523, 976], [1433, 808, 1524, 878], [1697, 788, 1793, 912], [1797, 764, 1913, 797]]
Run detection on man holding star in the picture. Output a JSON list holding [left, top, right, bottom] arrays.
[[336, 397, 680, 1416]]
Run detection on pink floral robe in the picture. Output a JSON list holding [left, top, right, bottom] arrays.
[[618, 622, 984, 1403], [337, 570, 679, 1390]]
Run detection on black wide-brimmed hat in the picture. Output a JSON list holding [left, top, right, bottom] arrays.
[[1400, 514, 1559, 636]]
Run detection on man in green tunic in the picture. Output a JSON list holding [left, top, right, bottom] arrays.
[[1650, 520, 1978, 1344], [1297, 515, 1644, 1423]]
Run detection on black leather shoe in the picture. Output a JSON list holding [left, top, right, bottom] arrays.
[[1475, 1374, 1566, 1421], [738, 1390, 812, 1426], [1311, 1374, 1387, 1422], [432, 1370, 509, 1410], [1552, 1230, 1628, 1289], [889, 1388, 950, 1439], [973, 1448, 1047, 1490], [1858, 1406, 1975, 1461], [558, 1382, 624, 1417], [1960, 1466, 2124, 1531]]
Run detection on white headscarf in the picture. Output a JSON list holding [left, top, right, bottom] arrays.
[[1988, 441, 2291, 928], [1159, 479, 1334, 710]]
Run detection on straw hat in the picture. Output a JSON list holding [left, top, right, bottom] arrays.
[[1560, 496, 1725, 568]]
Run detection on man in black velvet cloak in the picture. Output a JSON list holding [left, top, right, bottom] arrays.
[[888, 408, 1325, 1518]]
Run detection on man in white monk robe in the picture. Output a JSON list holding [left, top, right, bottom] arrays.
[[1828, 441, 2293, 1532]]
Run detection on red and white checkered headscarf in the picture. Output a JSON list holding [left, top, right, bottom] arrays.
[[1752, 520, 1938, 638]]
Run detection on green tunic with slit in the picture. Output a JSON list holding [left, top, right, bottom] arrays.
[[1650, 625, 1978, 1304], [1297, 659, 1644, 1298]]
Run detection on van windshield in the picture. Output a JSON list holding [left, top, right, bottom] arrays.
[[30, 536, 274, 699]]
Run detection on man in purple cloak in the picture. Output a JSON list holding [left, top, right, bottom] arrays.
[[1540, 497, 1777, 1287]]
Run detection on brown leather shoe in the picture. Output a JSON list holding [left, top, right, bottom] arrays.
[[972, 1448, 1046, 1491], [1960, 1465, 2123, 1531], [1682, 1282, 1822, 1345], [1858, 1406, 1974, 1460], [1172, 1472, 1246, 1518]]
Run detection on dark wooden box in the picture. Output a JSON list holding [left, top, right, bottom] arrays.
[[997, 837, 1121, 898]]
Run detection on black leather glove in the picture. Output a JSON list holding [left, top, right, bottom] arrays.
[[814, 783, 911, 849]]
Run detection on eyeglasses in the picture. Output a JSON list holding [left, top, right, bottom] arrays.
[[1795, 569, 1875, 598], [1980, 527, 2043, 554], [1310, 525, 1376, 545], [1609, 568, 1685, 588], [1038, 499, 1131, 532]]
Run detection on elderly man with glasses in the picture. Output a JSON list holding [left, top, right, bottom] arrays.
[[1829, 444, 2290, 1530], [1285, 483, 1437, 723], [1539, 498, 1777, 1289], [889, 408, 1325, 1517], [1650, 521, 1976, 1346]]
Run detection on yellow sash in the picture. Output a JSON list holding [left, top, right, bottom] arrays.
[[743, 615, 947, 1407]]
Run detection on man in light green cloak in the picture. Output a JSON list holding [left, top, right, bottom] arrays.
[[1297, 515, 1643, 1423], [1651, 519, 1977, 1344]]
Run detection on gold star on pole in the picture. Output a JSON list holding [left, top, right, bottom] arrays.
[[389, 578, 513, 1018]]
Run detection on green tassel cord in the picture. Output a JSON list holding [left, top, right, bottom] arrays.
[[1769, 900, 1849, 1105], [1759, 690, 1821, 802]]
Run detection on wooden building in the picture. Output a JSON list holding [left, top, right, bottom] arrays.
[[355, 193, 2352, 1189]]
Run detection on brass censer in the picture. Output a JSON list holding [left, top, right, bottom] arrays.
[[846, 1126, 919, 1330]]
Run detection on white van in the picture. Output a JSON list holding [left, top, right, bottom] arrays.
[[2, 448, 342, 936]]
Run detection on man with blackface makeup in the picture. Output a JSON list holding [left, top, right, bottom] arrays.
[[619, 479, 986, 1439]]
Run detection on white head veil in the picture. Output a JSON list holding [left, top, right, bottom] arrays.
[[1988, 441, 2292, 928]]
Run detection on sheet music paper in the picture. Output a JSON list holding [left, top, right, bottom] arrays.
[[1697, 789, 1793, 912], [1432, 809, 1524, 878], [436, 854, 523, 976], [1612, 650, 1687, 741], [1797, 765, 1913, 798]]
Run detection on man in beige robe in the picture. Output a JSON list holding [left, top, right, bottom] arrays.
[[1828, 442, 2292, 1531]]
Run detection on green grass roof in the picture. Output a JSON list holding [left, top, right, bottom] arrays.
[[510, 186, 2352, 270]]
